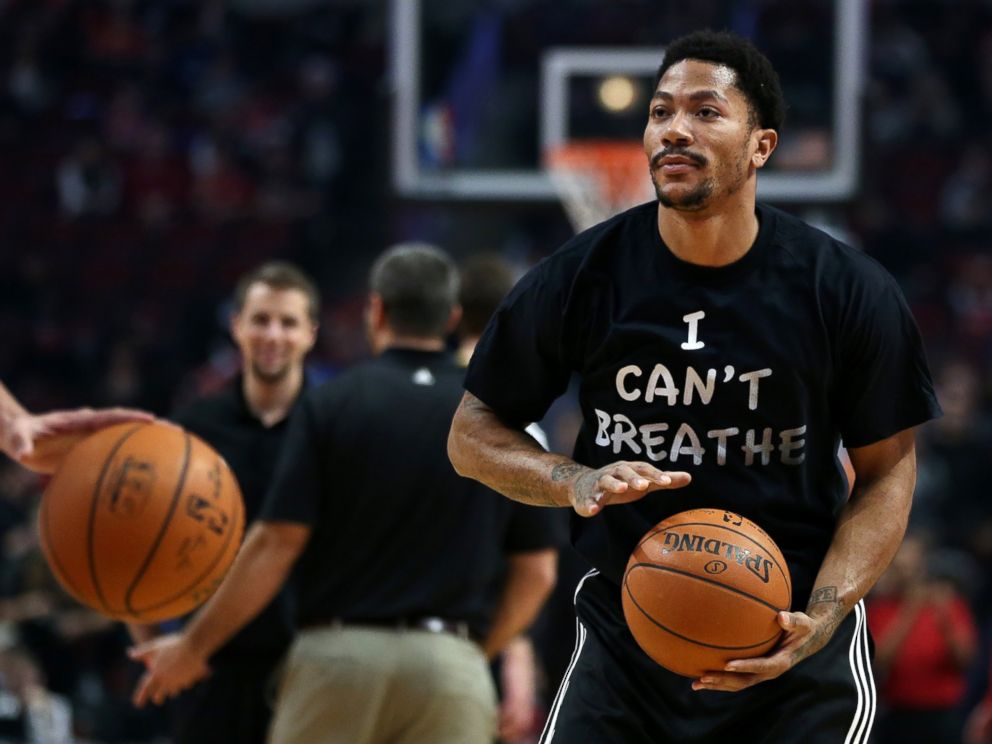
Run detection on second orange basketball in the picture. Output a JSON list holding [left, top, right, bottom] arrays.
[[38, 421, 245, 623], [622, 508, 792, 678]]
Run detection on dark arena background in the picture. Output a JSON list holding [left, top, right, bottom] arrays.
[[1, 1, 991, 742]]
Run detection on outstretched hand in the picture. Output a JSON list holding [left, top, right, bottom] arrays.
[[9, 407, 154, 473], [691, 609, 840, 692], [129, 633, 211, 708], [562, 460, 692, 517]]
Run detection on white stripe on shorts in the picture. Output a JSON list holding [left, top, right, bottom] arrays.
[[843, 601, 876, 744], [859, 600, 878, 739], [539, 569, 599, 744]]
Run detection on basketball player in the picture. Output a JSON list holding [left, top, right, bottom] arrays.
[[129, 244, 561, 744], [129, 261, 319, 744], [447, 30, 941, 743], [0, 381, 152, 473]]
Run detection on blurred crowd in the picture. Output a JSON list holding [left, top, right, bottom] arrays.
[[0, 0, 991, 741]]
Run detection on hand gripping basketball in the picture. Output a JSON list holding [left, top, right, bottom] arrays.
[[569, 461, 692, 517], [622, 509, 792, 678], [692, 609, 842, 692]]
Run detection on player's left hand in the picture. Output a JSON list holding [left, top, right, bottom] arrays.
[[691, 609, 837, 693], [129, 633, 211, 707]]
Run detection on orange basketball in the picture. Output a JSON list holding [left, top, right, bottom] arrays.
[[621, 508, 791, 678], [38, 421, 245, 623]]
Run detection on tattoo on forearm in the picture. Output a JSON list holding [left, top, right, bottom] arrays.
[[790, 592, 846, 666], [788, 586, 847, 666], [551, 462, 584, 482], [807, 586, 838, 608]]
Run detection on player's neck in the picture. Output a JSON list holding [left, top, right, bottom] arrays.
[[242, 368, 303, 428], [657, 195, 759, 268], [373, 330, 446, 355]]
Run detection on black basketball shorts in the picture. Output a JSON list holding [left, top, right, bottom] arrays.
[[539, 571, 876, 744]]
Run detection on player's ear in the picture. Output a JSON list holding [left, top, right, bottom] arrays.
[[229, 312, 243, 343], [445, 304, 463, 335], [303, 320, 319, 353], [365, 292, 386, 331], [752, 128, 777, 169]]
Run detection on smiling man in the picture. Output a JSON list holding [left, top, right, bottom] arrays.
[[448, 30, 941, 743], [132, 261, 319, 744]]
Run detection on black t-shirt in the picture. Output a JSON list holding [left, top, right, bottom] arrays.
[[172, 378, 300, 661], [260, 348, 563, 638], [465, 201, 941, 609]]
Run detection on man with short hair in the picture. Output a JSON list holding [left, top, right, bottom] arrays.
[[448, 30, 941, 743], [132, 260, 320, 744], [129, 244, 560, 744]]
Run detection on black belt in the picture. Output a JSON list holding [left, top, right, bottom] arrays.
[[302, 616, 475, 642]]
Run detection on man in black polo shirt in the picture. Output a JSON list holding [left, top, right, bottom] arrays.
[[129, 244, 560, 744], [448, 30, 941, 744], [131, 261, 319, 744]]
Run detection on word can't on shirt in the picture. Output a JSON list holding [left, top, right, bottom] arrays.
[[594, 310, 805, 467]]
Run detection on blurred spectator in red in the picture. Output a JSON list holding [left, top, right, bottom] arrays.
[[869, 532, 979, 744]]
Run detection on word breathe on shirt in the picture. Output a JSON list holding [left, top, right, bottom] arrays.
[[591, 311, 808, 467]]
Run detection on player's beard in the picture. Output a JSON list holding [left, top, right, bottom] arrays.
[[250, 359, 291, 384], [655, 175, 714, 211]]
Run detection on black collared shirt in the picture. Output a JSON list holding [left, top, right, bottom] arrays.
[[260, 348, 564, 639], [172, 377, 302, 661]]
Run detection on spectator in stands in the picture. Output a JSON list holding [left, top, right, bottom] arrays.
[[868, 532, 979, 744]]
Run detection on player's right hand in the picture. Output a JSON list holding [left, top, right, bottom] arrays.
[[569, 461, 691, 517], [129, 632, 211, 708], [12, 407, 154, 473]]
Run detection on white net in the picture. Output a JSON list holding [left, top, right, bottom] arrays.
[[545, 142, 656, 233]]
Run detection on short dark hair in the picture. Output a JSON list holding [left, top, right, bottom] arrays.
[[233, 261, 321, 322], [458, 254, 517, 338], [370, 243, 459, 338], [655, 30, 785, 131]]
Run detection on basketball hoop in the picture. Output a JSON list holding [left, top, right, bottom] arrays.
[[545, 141, 655, 233]]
